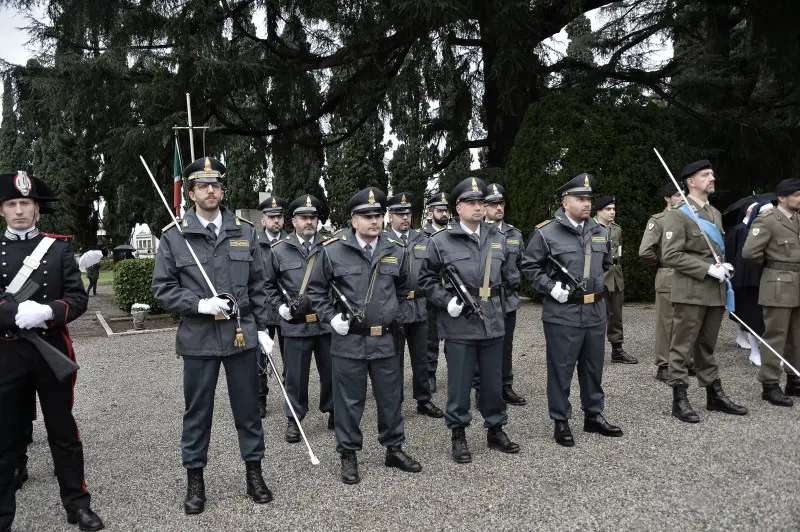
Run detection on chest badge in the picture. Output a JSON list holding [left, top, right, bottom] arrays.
[[665, 231, 673, 240], [752, 228, 760, 236], [648, 222, 654, 230]]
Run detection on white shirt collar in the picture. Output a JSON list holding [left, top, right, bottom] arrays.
[[564, 214, 583, 229], [688, 194, 708, 209], [392, 227, 409, 240], [196, 211, 222, 234], [460, 222, 480, 236], [431, 221, 443, 231], [355, 233, 377, 250]]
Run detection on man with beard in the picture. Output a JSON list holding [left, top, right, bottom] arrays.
[[153, 157, 274, 513], [521, 173, 623, 447], [421, 192, 449, 393], [308, 187, 421, 484], [264, 194, 334, 440], [385, 192, 443, 419], [661, 159, 747, 423], [419, 177, 520, 463]]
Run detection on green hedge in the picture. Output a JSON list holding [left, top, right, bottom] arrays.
[[113, 258, 163, 313], [505, 89, 687, 301]]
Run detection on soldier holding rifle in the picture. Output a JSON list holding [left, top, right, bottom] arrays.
[[521, 173, 623, 448], [418, 177, 521, 464], [308, 187, 422, 485], [0, 171, 104, 532]]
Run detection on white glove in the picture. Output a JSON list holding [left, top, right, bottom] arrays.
[[331, 313, 350, 336], [447, 297, 464, 318], [278, 304, 293, 321], [549, 282, 570, 304], [15, 300, 54, 329], [707, 264, 728, 281], [257, 330, 274, 353], [197, 297, 230, 316]]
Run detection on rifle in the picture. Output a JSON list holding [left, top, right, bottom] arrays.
[[546, 254, 587, 295], [4, 280, 80, 381], [443, 264, 483, 319], [330, 280, 364, 325], [276, 279, 300, 316]]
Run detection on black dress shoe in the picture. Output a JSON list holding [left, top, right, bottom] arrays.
[[785, 375, 800, 397], [672, 383, 700, 423], [762, 383, 793, 407], [245, 461, 273, 504], [655, 366, 669, 382], [259, 396, 267, 419], [184, 468, 206, 515], [610, 344, 638, 364], [417, 401, 444, 418], [13, 464, 28, 490], [327, 413, 335, 430], [429, 375, 437, 394], [706, 379, 748, 415], [67, 508, 105, 531], [583, 414, 623, 437], [451, 427, 472, 463], [340, 451, 360, 484], [285, 419, 301, 443], [502, 385, 527, 406], [385, 447, 422, 472], [554, 421, 574, 447], [487, 427, 520, 453]]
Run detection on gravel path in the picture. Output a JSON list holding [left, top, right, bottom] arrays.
[[12, 302, 800, 531]]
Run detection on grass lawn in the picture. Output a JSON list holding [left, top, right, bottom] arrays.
[[81, 270, 114, 286]]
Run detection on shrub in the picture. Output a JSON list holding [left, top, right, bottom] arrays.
[[113, 258, 163, 313]]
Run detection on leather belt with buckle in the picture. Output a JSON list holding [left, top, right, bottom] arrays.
[[350, 325, 392, 337], [566, 291, 605, 304], [407, 290, 415, 300]]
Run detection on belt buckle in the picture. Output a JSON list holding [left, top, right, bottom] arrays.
[[407, 290, 415, 300], [370, 326, 383, 336], [583, 293, 595, 304], [478, 287, 491, 298], [305, 314, 317, 323]]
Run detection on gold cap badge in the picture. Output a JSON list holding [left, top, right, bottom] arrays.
[[401, 194, 407, 204], [204, 157, 212, 172], [306, 195, 312, 208], [471, 178, 478, 192], [584, 175, 590, 188], [441, 192, 446, 202], [271, 198, 277, 208], [368, 189, 376, 204], [492, 184, 499, 195]]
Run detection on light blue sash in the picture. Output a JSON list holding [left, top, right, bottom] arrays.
[[679, 204, 735, 312]]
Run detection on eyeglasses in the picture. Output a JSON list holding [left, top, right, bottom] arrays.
[[194, 182, 222, 191]]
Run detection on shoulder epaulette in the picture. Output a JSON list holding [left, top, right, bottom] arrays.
[[271, 239, 284, 248], [651, 212, 665, 220], [323, 237, 340, 246], [758, 210, 772, 218], [162, 221, 177, 232], [536, 219, 552, 229], [236, 216, 253, 227], [386, 237, 404, 246]]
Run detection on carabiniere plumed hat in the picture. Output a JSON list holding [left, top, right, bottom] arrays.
[[0, 171, 58, 214]]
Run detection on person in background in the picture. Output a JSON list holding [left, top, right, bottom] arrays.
[[86, 262, 101, 296], [726, 201, 773, 367]]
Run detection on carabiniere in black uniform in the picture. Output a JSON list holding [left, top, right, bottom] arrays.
[[0, 171, 104, 532]]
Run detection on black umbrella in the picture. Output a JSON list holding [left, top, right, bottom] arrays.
[[722, 193, 776, 229], [113, 244, 136, 251]]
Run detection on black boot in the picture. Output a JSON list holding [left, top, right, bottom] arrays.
[[184, 468, 206, 515], [429, 375, 437, 394], [416, 401, 444, 418], [245, 461, 273, 504], [762, 383, 793, 407], [384, 447, 422, 472], [554, 420, 574, 447], [340, 451, 360, 484], [655, 366, 669, 383], [785, 375, 800, 397], [487, 427, 520, 454], [502, 385, 527, 406], [258, 396, 267, 419], [327, 413, 335, 431], [610, 344, 638, 364], [451, 427, 472, 463], [66, 508, 105, 531], [706, 379, 748, 416], [285, 419, 301, 443], [672, 383, 700, 423]]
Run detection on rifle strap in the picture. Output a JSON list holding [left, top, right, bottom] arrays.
[[298, 255, 316, 296], [480, 241, 493, 301], [5, 236, 56, 295]]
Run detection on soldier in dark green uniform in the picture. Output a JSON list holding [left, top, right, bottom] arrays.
[[153, 157, 274, 514], [479, 183, 527, 405], [661, 159, 747, 423], [421, 192, 449, 394], [308, 187, 422, 485], [385, 192, 444, 419], [256, 196, 287, 416], [521, 173, 623, 447], [418, 177, 520, 464], [264, 194, 334, 442], [593, 196, 637, 364]]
